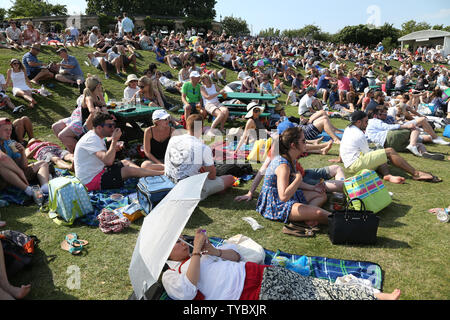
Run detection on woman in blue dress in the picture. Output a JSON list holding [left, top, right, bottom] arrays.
[[256, 126, 331, 226]]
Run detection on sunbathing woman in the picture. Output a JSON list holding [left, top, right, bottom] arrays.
[[162, 228, 401, 300], [25, 138, 74, 171]]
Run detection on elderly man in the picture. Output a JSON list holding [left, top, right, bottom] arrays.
[[181, 71, 207, 126], [22, 44, 54, 85], [54, 48, 85, 93]]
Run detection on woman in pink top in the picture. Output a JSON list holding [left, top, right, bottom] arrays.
[[22, 21, 41, 48], [337, 71, 351, 102]]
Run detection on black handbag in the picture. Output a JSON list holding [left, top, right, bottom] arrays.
[[328, 198, 379, 245]]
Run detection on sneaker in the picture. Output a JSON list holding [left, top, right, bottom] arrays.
[[105, 74, 110, 80], [422, 152, 445, 161], [432, 137, 450, 146], [12, 105, 25, 114], [406, 144, 421, 157]]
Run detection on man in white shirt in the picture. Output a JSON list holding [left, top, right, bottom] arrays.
[[298, 87, 321, 116], [164, 114, 235, 200], [74, 113, 164, 191], [340, 111, 439, 184]]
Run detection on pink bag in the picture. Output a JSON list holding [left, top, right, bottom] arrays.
[[97, 208, 131, 233]]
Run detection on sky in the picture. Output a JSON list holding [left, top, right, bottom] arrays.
[[1, 0, 449, 35]]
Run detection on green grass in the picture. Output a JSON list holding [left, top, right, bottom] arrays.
[[0, 46, 449, 300]]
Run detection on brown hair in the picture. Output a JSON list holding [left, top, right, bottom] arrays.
[[186, 114, 203, 132], [279, 127, 303, 167]]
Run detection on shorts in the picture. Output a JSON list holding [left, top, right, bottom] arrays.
[[85, 162, 124, 191], [59, 73, 84, 83], [200, 177, 225, 200], [184, 102, 200, 114], [303, 167, 332, 185], [122, 54, 131, 66], [348, 149, 388, 173], [384, 129, 410, 152], [300, 123, 321, 141], [204, 102, 222, 115], [28, 69, 41, 80], [90, 57, 102, 68], [36, 146, 70, 163]]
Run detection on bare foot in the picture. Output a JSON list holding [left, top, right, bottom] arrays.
[[312, 136, 324, 145], [376, 289, 401, 300], [6, 284, 31, 299], [321, 141, 333, 155], [328, 157, 341, 163], [333, 139, 341, 145], [383, 175, 406, 184]]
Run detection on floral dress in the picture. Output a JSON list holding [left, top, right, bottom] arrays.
[[256, 156, 307, 223]]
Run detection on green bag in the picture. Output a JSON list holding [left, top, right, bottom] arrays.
[[343, 169, 392, 214]]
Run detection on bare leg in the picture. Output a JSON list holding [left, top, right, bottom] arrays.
[[313, 118, 341, 144], [0, 243, 31, 300], [289, 202, 331, 226], [375, 289, 401, 300], [384, 147, 433, 181]]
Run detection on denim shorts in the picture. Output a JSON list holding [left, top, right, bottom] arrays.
[[303, 167, 332, 185]]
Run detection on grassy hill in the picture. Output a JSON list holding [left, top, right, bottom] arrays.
[[0, 45, 449, 300]]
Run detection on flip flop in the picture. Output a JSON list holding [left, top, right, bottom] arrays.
[[283, 225, 315, 238], [61, 239, 83, 255], [65, 233, 89, 247], [289, 221, 320, 232]]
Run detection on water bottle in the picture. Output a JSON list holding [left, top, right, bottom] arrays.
[[436, 208, 449, 223]]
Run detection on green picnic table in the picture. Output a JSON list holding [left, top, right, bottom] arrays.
[[218, 92, 280, 102], [109, 105, 162, 141]]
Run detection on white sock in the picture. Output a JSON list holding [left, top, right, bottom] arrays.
[[40, 184, 49, 195], [24, 186, 34, 197]]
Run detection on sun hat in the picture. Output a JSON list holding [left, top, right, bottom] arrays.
[[277, 120, 296, 135], [245, 102, 265, 119], [190, 71, 201, 78], [10, 58, 20, 65], [125, 74, 139, 85], [25, 20, 33, 26], [152, 109, 171, 121]]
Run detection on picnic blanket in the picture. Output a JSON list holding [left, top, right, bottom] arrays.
[[317, 131, 344, 142], [139, 236, 384, 300], [211, 141, 251, 162]]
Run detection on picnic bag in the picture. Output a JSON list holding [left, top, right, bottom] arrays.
[[137, 175, 175, 216], [328, 198, 380, 245], [97, 208, 131, 233], [247, 138, 272, 162], [344, 169, 392, 214], [0, 230, 39, 277], [443, 125, 450, 139], [47, 176, 94, 226]]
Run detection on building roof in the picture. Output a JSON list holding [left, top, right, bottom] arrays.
[[398, 30, 450, 42]]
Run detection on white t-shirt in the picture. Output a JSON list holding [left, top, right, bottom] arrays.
[[88, 33, 98, 47], [162, 243, 245, 300], [124, 86, 139, 101], [164, 134, 214, 183], [221, 53, 232, 62], [298, 94, 315, 115], [74, 130, 107, 185], [339, 125, 371, 168], [237, 71, 249, 81], [287, 90, 298, 105]]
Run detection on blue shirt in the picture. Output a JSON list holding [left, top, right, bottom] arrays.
[[22, 52, 40, 76], [328, 91, 339, 107], [122, 17, 134, 33], [316, 74, 329, 90], [61, 55, 84, 78]]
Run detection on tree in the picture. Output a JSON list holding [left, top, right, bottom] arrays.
[[8, 0, 67, 18], [221, 16, 249, 36], [0, 8, 7, 21], [400, 20, 431, 36]]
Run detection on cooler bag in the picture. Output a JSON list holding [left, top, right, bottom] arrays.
[[137, 175, 175, 216], [443, 125, 450, 139], [343, 169, 392, 214], [47, 176, 93, 225]]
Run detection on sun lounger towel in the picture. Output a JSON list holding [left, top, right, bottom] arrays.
[[210, 141, 250, 162], [316, 132, 343, 142]]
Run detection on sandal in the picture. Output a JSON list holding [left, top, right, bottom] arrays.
[[65, 233, 89, 247], [289, 221, 320, 232], [283, 225, 315, 238], [61, 239, 83, 255]]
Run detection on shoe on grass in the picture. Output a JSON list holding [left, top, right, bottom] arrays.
[[422, 152, 445, 161], [406, 144, 421, 157], [432, 137, 450, 145]]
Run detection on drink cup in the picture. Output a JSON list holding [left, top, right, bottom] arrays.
[[9, 141, 18, 153]]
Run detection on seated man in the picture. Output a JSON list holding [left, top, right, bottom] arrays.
[[5, 20, 22, 50], [74, 113, 164, 192], [366, 107, 445, 160], [164, 114, 235, 201], [0, 117, 50, 197], [339, 111, 440, 184], [54, 48, 85, 94], [22, 44, 54, 85], [181, 71, 207, 126], [86, 51, 111, 79], [298, 87, 323, 117]]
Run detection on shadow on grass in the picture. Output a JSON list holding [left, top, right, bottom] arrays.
[[185, 207, 213, 229], [379, 202, 412, 228]]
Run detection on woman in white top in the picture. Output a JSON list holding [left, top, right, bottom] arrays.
[[200, 75, 229, 133], [5, 59, 37, 108], [123, 74, 139, 102]]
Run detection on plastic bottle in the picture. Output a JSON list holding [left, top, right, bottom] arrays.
[[104, 92, 109, 104], [436, 208, 449, 223]]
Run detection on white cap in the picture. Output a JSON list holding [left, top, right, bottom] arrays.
[[152, 109, 170, 121], [364, 87, 373, 94], [190, 71, 201, 78]]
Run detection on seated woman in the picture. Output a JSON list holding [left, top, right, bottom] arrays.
[[21, 21, 40, 48], [132, 76, 164, 108], [52, 75, 108, 153], [162, 228, 401, 300], [234, 103, 271, 153], [139, 30, 154, 51], [256, 126, 332, 228], [142, 109, 174, 166], [200, 75, 229, 134], [25, 138, 74, 171], [5, 59, 37, 109]]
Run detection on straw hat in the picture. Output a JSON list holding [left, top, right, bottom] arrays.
[[245, 102, 265, 119], [25, 20, 33, 27], [125, 74, 139, 85]]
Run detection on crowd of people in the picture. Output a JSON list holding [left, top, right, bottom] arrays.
[[1, 15, 450, 301]]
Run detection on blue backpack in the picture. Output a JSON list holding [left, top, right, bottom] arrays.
[[443, 125, 450, 139], [47, 176, 94, 225], [137, 175, 175, 216]]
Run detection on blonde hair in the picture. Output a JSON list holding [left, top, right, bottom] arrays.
[[83, 74, 101, 97]]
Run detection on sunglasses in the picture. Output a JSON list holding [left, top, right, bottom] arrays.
[[102, 123, 116, 128], [253, 109, 261, 113], [138, 85, 145, 89]]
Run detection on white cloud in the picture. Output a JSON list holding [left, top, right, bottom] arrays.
[[421, 8, 450, 20]]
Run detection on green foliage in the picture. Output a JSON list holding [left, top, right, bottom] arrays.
[[183, 18, 212, 32], [221, 16, 250, 37], [334, 23, 400, 48], [97, 13, 118, 34], [143, 17, 176, 32], [8, 0, 67, 18], [400, 20, 431, 36], [259, 28, 281, 38], [53, 22, 64, 33], [282, 24, 332, 42], [0, 8, 7, 21]]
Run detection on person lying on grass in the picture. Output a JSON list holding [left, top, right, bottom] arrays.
[[162, 229, 401, 300], [25, 138, 74, 171]]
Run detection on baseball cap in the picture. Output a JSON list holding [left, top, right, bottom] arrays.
[[277, 120, 296, 135], [152, 109, 171, 121], [190, 71, 201, 78]]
